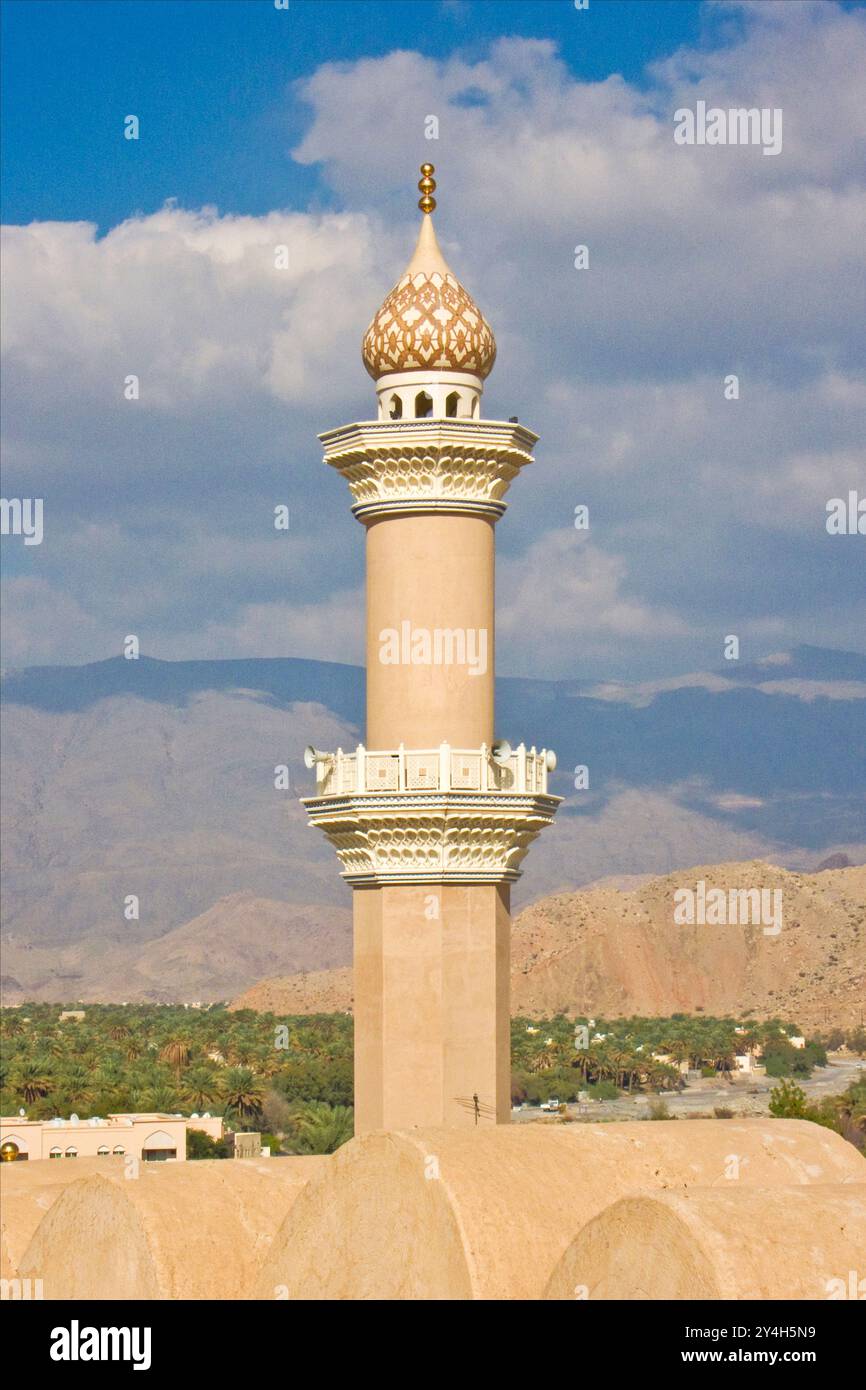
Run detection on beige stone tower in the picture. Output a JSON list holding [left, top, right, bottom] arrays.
[[303, 166, 559, 1133]]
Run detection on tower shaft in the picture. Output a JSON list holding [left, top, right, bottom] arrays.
[[366, 511, 494, 748], [353, 883, 511, 1129]]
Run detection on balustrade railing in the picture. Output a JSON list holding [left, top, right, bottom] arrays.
[[312, 742, 556, 797]]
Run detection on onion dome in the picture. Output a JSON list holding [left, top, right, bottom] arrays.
[[362, 164, 497, 381]]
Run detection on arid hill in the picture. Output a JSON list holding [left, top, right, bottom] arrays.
[[229, 862, 865, 1030], [509, 861, 865, 1028], [1, 895, 351, 1004], [230, 967, 354, 1015]]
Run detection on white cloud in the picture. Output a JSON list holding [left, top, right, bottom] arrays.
[[154, 587, 365, 665], [0, 577, 109, 668], [498, 530, 690, 676], [586, 672, 737, 707], [2, 3, 864, 674], [756, 679, 866, 702]]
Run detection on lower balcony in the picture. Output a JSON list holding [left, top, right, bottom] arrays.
[[301, 742, 561, 885]]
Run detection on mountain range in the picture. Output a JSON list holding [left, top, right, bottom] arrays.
[[1, 644, 864, 1002]]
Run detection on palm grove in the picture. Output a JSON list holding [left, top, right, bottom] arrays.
[[1, 1005, 863, 1155]]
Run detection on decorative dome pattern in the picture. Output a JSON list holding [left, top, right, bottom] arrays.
[[362, 212, 496, 381]]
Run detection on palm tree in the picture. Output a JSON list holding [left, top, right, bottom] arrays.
[[221, 1067, 265, 1122], [141, 1085, 183, 1113], [664, 1038, 691, 1069], [592, 1047, 617, 1085], [94, 1058, 125, 1088], [287, 1102, 353, 1155], [159, 1040, 192, 1074], [10, 1059, 54, 1106], [647, 1062, 678, 1093], [529, 1049, 557, 1074], [183, 1067, 221, 1111], [609, 1047, 633, 1091], [575, 1046, 599, 1084]]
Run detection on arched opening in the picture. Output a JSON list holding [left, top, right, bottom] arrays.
[[113, 1145, 125, 1156], [388, 394, 402, 420], [142, 1129, 178, 1162], [445, 391, 459, 418], [97, 1145, 110, 1156], [471, 396, 479, 417], [64, 1146, 78, 1158], [414, 391, 433, 419], [49, 1147, 62, 1159]]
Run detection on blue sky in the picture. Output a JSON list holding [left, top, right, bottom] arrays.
[[2, 0, 721, 230], [1, 0, 865, 682]]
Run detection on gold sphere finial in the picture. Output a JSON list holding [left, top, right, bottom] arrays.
[[418, 162, 436, 214]]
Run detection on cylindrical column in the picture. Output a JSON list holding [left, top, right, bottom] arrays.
[[365, 511, 495, 749]]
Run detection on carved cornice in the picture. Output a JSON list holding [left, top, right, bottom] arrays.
[[302, 790, 561, 885], [319, 420, 537, 521]]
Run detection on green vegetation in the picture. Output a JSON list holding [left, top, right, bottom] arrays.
[[0, 1003, 354, 1155], [2, 1005, 859, 1154], [510, 1012, 829, 1105], [769, 1078, 809, 1118], [769, 1074, 866, 1154], [186, 1127, 231, 1160], [762, 1037, 827, 1078], [284, 1101, 354, 1154]]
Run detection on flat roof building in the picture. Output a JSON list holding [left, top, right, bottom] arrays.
[[0, 1112, 223, 1163]]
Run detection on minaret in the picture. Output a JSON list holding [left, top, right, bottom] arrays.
[[303, 166, 560, 1132]]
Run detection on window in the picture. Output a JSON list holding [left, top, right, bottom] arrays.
[[113, 1146, 125, 1156], [50, 1148, 62, 1159], [64, 1147, 78, 1158], [414, 391, 433, 419], [97, 1146, 110, 1156], [142, 1129, 177, 1162], [445, 391, 459, 418], [388, 394, 402, 420]]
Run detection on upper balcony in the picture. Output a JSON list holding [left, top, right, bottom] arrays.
[[307, 741, 557, 799]]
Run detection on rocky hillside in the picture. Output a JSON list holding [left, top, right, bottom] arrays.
[[509, 861, 865, 1029], [229, 863, 865, 1030], [1, 895, 351, 1004], [230, 966, 354, 1015]]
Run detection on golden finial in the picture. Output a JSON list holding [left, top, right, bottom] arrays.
[[418, 162, 436, 214]]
